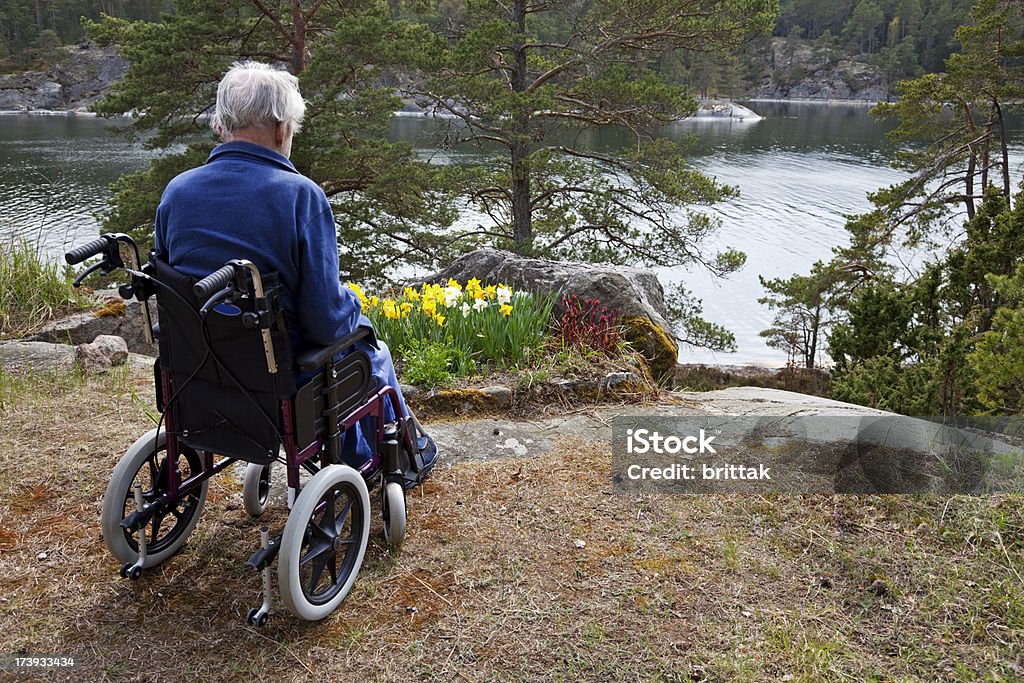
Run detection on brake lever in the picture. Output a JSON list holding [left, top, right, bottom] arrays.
[[72, 261, 107, 288], [199, 285, 235, 317]]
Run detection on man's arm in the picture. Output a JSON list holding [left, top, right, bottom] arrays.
[[295, 197, 362, 347]]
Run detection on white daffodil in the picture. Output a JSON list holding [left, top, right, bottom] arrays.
[[496, 286, 512, 305], [473, 297, 488, 312], [461, 301, 471, 318], [443, 286, 461, 307]]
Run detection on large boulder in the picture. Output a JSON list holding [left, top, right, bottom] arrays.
[[421, 249, 679, 379]]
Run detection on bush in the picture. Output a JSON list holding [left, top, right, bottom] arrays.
[[0, 238, 86, 338]]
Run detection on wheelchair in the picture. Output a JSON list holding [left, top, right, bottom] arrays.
[[65, 233, 437, 624]]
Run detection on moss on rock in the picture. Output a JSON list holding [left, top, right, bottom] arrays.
[[622, 316, 678, 383]]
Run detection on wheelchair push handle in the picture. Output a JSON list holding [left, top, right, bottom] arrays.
[[193, 265, 238, 301], [65, 237, 111, 266]]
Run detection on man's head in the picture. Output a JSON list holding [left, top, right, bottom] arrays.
[[211, 61, 306, 158]]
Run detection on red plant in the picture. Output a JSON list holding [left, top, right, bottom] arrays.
[[555, 294, 623, 356]]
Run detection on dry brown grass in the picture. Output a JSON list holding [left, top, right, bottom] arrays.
[[0, 365, 1021, 682]]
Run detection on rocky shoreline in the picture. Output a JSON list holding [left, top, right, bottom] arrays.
[[0, 43, 127, 111], [1, 37, 893, 114]]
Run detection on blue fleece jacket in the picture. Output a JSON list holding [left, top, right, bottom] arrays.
[[153, 141, 372, 359]]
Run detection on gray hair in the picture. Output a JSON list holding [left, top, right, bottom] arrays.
[[211, 61, 305, 135]]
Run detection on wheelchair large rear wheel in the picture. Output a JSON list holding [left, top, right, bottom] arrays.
[[102, 427, 209, 568], [278, 464, 370, 621]]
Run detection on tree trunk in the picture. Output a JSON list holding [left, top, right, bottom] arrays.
[[291, 0, 306, 75], [509, 0, 531, 251], [806, 307, 819, 369]]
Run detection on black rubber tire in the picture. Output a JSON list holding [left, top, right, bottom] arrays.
[[278, 465, 370, 621], [101, 428, 209, 568], [242, 462, 273, 517]]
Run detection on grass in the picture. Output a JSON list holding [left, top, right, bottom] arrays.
[[0, 238, 89, 338], [0, 364, 1021, 681]]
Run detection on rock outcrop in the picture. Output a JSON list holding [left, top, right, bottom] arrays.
[[0, 43, 127, 111], [750, 38, 890, 102], [28, 289, 157, 355], [420, 249, 679, 379]]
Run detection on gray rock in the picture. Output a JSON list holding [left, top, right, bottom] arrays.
[[29, 290, 158, 355], [419, 248, 676, 341], [0, 42, 128, 111], [479, 385, 513, 406], [75, 334, 128, 372], [601, 371, 642, 391], [34, 81, 63, 108], [0, 341, 75, 372]]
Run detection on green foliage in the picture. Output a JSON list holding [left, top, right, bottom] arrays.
[[401, 338, 475, 388], [0, 237, 88, 337], [827, 190, 1024, 416], [758, 260, 838, 369], [777, 0, 1024, 417], [665, 284, 737, 353], [970, 266, 1024, 413]]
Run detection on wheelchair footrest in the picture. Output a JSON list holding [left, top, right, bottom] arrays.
[[247, 533, 282, 570]]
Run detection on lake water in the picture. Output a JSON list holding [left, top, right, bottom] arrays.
[[3, 103, 1017, 365]]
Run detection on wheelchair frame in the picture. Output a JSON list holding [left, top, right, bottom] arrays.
[[65, 233, 433, 624]]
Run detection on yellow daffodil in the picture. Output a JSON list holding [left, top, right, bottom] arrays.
[[400, 302, 413, 314], [434, 313, 446, 326], [369, 295, 379, 308], [404, 287, 420, 301], [500, 303, 513, 316], [383, 299, 400, 320], [485, 284, 497, 299], [421, 298, 437, 315], [446, 278, 463, 291]]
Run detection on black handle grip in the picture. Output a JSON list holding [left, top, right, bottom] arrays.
[[193, 264, 237, 300], [65, 237, 109, 265]]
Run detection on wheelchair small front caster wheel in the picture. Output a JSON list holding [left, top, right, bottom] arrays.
[[381, 481, 407, 548], [246, 608, 269, 627], [122, 563, 142, 580], [242, 462, 273, 517]]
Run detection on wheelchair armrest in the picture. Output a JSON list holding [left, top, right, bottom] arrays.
[[295, 328, 371, 372]]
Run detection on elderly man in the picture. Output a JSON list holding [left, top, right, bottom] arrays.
[[154, 60, 431, 470]]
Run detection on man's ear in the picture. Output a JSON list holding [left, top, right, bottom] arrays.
[[275, 121, 288, 146]]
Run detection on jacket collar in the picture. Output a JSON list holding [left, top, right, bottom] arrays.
[[206, 141, 298, 173]]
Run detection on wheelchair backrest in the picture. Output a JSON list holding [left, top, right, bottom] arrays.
[[152, 258, 297, 465]]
